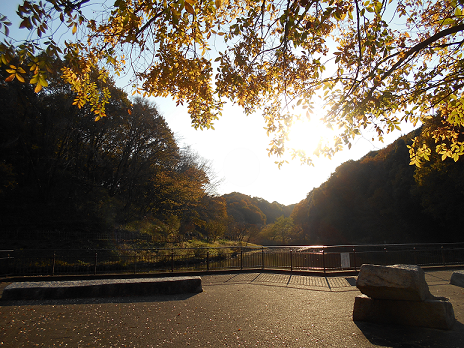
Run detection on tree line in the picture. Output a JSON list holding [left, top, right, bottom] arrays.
[[2, 57, 463, 247], [0, 63, 217, 240], [0, 63, 294, 246], [290, 121, 464, 245]]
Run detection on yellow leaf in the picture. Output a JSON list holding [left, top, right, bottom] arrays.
[[1, 55, 9, 65], [5, 74, 15, 82], [72, 23, 77, 35], [34, 83, 42, 93], [16, 73, 25, 83], [39, 76, 48, 87], [215, 0, 222, 9]]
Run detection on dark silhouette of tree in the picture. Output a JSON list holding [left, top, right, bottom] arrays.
[[290, 128, 460, 245], [0, 62, 223, 240]]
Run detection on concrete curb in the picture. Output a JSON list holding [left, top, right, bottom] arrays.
[[1, 276, 202, 300]]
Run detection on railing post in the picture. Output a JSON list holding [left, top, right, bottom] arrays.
[[413, 246, 418, 265], [441, 246, 446, 266], [207, 251, 210, 271], [384, 247, 388, 265], [322, 249, 326, 275], [240, 247, 243, 270], [94, 252, 97, 275], [262, 247, 264, 270], [52, 251, 56, 276], [353, 248, 357, 272], [171, 250, 174, 272], [6, 253, 10, 277], [134, 253, 137, 274], [290, 249, 293, 272]]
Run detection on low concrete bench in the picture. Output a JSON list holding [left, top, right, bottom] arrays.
[[2, 276, 202, 300]]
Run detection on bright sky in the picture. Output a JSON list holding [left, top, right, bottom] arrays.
[[156, 97, 418, 205], [1, 1, 420, 206]]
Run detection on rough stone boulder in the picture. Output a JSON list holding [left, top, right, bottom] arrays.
[[353, 264, 455, 330], [356, 264, 432, 301], [353, 294, 455, 330], [450, 270, 464, 288]]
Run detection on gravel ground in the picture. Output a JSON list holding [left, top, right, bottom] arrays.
[[1, 270, 463, 347]]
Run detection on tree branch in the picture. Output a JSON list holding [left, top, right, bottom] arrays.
[[135, 8, 165, 38], [59, 0, 91, 13], [382, 24, 464, 82], [355, 24, 464, 112]]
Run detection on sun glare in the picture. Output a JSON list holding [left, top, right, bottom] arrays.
[[287, 116, 334, 158]]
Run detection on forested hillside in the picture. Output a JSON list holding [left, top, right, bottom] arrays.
[[2, 60, 463, 248], [0, 64, 227, 245], [291, 126, 464, 245], [222, 192, 294, 243], [0, 62, 293, 248]]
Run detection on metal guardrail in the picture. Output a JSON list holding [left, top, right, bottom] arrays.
[[1, 243, 464, 277]]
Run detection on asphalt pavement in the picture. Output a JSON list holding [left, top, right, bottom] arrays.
[[1, 269, 463, 347]]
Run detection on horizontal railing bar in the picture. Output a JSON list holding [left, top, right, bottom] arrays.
[[5, 241, 464, 250]]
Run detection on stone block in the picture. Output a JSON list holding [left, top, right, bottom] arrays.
[[356, 264, 432, 301], [450, 270, 464, 288], [2, 276, 203, 300], [353, 294, 456, 330]]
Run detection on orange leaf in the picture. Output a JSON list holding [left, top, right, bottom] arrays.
[[185, 2, 195, 15]]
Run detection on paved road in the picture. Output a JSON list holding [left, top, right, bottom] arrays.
[[1, 270, 464, 347]]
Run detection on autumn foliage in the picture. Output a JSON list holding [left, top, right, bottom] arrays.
[[1, 0, 464, 166]]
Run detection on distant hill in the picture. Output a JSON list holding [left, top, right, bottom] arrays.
[[222, 192, 294, 226], [291, 128, 464, 245]]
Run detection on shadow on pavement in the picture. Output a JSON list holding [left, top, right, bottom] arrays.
[[346, 277, 357, 286], [0, 291, 200, 307], [355, 320, 464, 347]]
